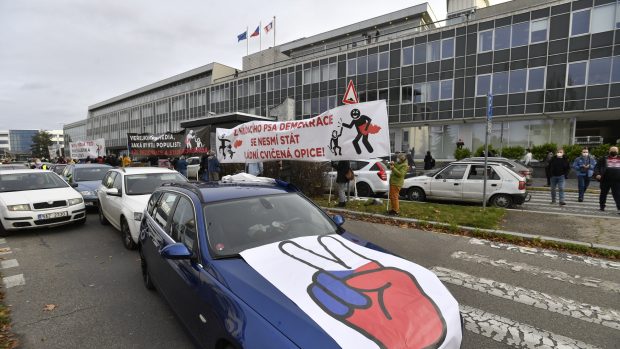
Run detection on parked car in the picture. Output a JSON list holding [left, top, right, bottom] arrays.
[[0, 169, 85, 235], [97, 167, 187, 249], [138, 176, 462, 349], [401, 161, 529, 208], [62, 164, 112, 207], [0, 163, 29, 170], [323, 159, 390, 197], [186, 156, 201, 180], [50, 163, 67, 175], [458, 157, 533, 185]]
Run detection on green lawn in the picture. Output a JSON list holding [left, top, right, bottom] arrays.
[[313, 196, 505, 230]]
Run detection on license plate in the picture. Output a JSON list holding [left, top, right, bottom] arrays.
[[37, 211, 68, 220]]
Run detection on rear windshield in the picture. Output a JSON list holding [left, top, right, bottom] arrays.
[[125, 172, 187, 195], [0, 172, 69, 192], [75, 167, 110, 182]]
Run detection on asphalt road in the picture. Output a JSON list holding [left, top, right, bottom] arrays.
[[1, 213, 619, 348]]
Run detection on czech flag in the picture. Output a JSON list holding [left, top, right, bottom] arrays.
[[251, 25, 260, 37], [237, 30, 247, 42], [264, 21, 273, 33]]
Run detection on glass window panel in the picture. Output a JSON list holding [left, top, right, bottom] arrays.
[[378, 89, 388, 101], [427, 41, 440, 62], [303, 100, 311, 114], [368, 53, 378, 72], [267, 77, 274, 91], [591, 4, 614, 34], [588, 57, 612, 85], [494, 26, 510, 50], [479, 30, 493, 52], [311, 98, 319, 115], [441, 38, 454, 59], [402, 46, 413, 65], [492, 71, 509, 94], [303, 69, 311, 84], [347, 58, 356, 75], [413, 83, 426, 103], [571, 9, 590, 36], [379, 52, 389, 70], [477, 75, 491, 96], [274, 75, 280, 90], [288, 72, 295, 86], [511, 22, 529, 47], [281, 74, 287, 89], [402, 86, 413, 103], [617, 3, 620, 29], [528, 67, 545, 90], [440, 80, 453, 100], [427, 81, 440, 101], [567, 61, 587, 86], [414, 43, 426, 64], [367, 90, 377, 101], [612, 56, 620, 83], [329, 63, 337, 80], [328, 96, 337, 109], [509, 69, 527, 93], [321, 65, 329, 82], [319, 96, 328, 113], [312, 67, 320, 83], [357, 56, 367, 75], [530, 19, 548, 43]]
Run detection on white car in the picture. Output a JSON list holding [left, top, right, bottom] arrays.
[[97, 167, 187, 249], [401, 161, 529, 208], [0, 169, 86, 235], [324, 159, 391, 197]]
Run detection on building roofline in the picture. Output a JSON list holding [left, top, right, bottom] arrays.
[[278, 3, 437, 53]]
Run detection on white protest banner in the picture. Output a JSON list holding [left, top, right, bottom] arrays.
[[215, 100, 390, 163], [69, 139, 106, 159], [240, 234, 462, 349]]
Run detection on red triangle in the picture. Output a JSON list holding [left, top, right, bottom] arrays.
[[342, 80, 359, 105]]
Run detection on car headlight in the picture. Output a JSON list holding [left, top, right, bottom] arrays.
[[133, 212, 143, 221], [68, 198, 84, 206], [7, 204, 30, 211], [80, 190, 95, 197]]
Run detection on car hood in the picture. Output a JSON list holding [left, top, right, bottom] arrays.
[[75, 181, 100, 192], [0, 187, 81, 206], [122, 194, 150, 212], [404, 175, 431, 184], [213, 258, 339, 348]]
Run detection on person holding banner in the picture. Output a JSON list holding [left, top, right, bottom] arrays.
[[335, 160, 352, 207], [388, 153, 408, 216]]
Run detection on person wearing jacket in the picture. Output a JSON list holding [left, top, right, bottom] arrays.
[[572, 148, 596, 202], [593, 146, 620, 213], [547, 148, 571, 206], [334, 160, 351, 207], [388, 153, 409, 216], [176, 156, 188, 177], [207, 151, 221, 181]]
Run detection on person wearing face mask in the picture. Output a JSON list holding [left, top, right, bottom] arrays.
[[572, 147, 596, 202], [593, 146, 620, 213], [548, 148, 570, 206]]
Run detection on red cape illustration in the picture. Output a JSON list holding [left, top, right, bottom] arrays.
[[357, 123, 382, 136]]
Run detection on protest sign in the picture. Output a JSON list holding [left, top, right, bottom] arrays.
[[127, 127, 210, 156], [69, 139, 105, 159]]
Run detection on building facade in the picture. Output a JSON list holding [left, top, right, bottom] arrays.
[[8, 130, 38, 154], [0, 130, 9, 159], [84, 0, 620, 159], [63, 119, 87, 144]]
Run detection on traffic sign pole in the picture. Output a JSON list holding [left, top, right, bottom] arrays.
[[483, 94, 493, 209]]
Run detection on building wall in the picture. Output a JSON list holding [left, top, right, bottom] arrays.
[[64, 120, 87, 143]]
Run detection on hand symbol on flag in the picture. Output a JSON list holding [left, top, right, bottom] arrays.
[[279, 236, 446, 349]]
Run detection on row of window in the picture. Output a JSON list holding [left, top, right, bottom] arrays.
[[476, 67, 545, 96], [570, 3, 619, 37], [479, 18, 548, 52], [566, 56, 620, 87]]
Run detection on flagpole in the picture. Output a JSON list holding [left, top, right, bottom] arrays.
[[246, 26, 249, 56], [273, 16, 276, 47], [259, 21, 262, 51]]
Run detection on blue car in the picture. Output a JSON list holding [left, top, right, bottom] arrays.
[[62, 164, 112, 207], [138, 177, 462, 349]]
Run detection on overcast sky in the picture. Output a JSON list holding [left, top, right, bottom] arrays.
[[0, 0, 507, 131]]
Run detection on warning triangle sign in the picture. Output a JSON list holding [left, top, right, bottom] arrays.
[[342, 80, 359, 105]]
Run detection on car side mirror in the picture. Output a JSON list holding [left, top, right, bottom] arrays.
[[70, 183, 79, 188], [160, 243, 193, 260], [105, 188, 120, 196], [332, 215, 345, 227]]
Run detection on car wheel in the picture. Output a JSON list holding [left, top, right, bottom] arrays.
[[99, 207, 109, 225], [121, 218, 137, 250], [0, 223, 8, 238], [356, 182, 374, 197], [140, 247, 155, 291], [491, 194, 513, 208], [407, 187, 426, 201]]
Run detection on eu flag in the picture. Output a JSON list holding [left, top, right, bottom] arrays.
[[237, 31, 247, 42]]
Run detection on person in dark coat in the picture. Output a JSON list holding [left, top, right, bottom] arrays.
[[593, 146, 620, 213], [547, 148, 571, 206], [334, 160, 351, 207], [176, 156, 188, 177], [423, 151, 434, 170]]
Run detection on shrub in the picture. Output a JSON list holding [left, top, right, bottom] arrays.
[[474, 144, 497, 157], [590, 143, 617, 159], [500, 146, 525, 160], [454, 147, 472, 160], [531, 143, 557, 161], [562, 144, 583, 162]]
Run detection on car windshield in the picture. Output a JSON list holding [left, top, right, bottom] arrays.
[[125, 172, 187, 195], [75, 167, 109, 182], [204, 193, 338, 257], [0, 172, 69, 192]]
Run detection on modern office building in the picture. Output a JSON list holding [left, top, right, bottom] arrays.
[[9, 130, 38, 154], [63, 119, 87, 144], [84, 0, 620, 159]]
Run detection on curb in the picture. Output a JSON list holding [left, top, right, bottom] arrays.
[[323, 207, 620, 253]]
